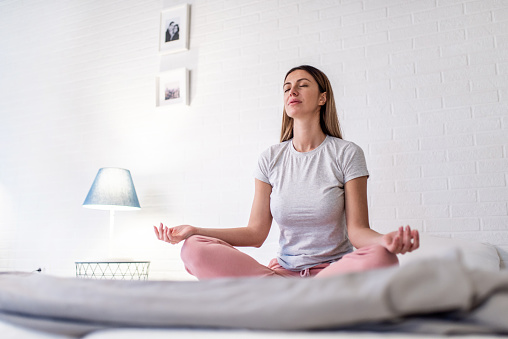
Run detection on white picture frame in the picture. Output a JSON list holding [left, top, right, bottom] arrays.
[[156, 68, 189, 107], [159, 4, 190, 54]]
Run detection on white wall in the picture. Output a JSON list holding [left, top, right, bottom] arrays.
[[0, 0, 507, 278]]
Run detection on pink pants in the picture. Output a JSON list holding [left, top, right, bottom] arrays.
[[181, 235, 399, 280]]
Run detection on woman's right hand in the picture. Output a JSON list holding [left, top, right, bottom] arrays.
[[153, 223, 196, 244]]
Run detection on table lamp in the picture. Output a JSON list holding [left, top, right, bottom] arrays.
[[83, 168, 141, 257]]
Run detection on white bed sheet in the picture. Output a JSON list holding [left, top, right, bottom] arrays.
[[1, 319, 73, 339], [1, 321, 502, 339], [0, 235, 503, 339]]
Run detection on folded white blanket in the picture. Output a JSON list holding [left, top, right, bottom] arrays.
[[0, 258, 507, 337]]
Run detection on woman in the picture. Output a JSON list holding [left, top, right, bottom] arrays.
[[154, 65, 419, 279]]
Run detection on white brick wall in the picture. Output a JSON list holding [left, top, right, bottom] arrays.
[[0, 0, 507, 278]]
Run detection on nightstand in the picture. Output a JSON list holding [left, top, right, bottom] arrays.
[[75, 261, 150, 280]]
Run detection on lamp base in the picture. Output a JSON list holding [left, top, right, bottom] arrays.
[[108, 210, 115, 259]]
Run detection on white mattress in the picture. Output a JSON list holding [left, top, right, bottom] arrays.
[[1, 236, 503, 339]]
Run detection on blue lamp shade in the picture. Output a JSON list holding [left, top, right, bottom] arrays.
[[83, 168, 140, 211]]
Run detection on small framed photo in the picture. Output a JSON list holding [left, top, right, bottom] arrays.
[[156, 68, 189, 107], [159, 4, 190, 54]]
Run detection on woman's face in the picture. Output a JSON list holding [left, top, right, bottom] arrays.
[[283, 69, 326, 119]]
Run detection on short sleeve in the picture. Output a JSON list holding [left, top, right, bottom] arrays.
[[341, 142, 369, 183], [253, 149, 271, 185]]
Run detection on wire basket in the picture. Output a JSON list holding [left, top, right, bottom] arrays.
[[75, 261, 150, 280]]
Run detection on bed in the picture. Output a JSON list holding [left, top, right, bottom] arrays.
[[1, 234, 506, 339]]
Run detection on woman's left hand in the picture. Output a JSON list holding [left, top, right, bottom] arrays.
[[381, 225, 419, 254]]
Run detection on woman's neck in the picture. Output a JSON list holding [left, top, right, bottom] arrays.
[[292, 119, 326, 153]]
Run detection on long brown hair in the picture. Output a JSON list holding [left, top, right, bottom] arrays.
[[280, 65, 342, 142]]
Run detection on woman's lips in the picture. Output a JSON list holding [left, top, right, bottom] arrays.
[[288, 100, 301, 105]]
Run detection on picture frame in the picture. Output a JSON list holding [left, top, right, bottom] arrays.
[[156, 68, 189, 107], [159, 4, 190, 54]]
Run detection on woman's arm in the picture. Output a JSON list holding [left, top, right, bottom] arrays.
[[344, 176, 419, 254], [154, 179, 273, 247]]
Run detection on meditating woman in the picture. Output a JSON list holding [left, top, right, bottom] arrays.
[[154, 65, 419, 279]]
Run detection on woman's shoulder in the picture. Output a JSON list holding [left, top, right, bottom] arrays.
[[326, 136, 362, 152], [259, 139, 291, 157]]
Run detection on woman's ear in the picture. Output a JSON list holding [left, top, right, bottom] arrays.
[[319, 92, 327, 105]]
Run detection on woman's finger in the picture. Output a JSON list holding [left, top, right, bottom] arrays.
[[159, 223, 165, 238], [396, 234, 404, 253], [153, 226, 161, 240], [399, 226, 407, 253], [163, 226, 170, 242], [167, 228, 175, 244], [401, 225, 412, 254], [410, 229, 420, 251]]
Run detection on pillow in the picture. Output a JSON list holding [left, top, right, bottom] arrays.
[[397, 233, 500, 272]]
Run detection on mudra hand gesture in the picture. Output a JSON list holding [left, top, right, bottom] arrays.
[[153, 223, 195, 245], [381, 225, 419, 255]]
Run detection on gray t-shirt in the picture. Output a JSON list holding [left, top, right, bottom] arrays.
[[254, 135, 369, 271]]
